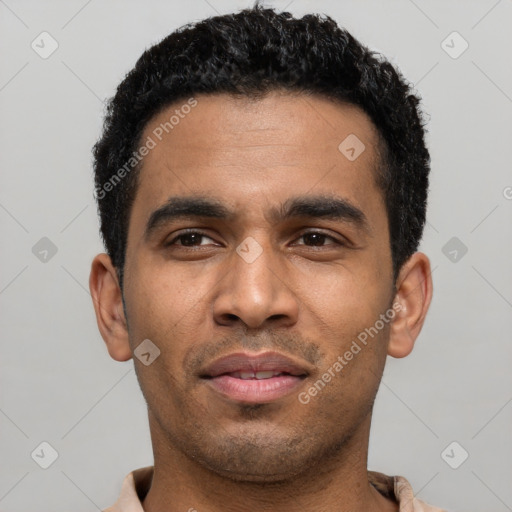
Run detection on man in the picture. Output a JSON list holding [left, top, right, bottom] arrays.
[[89, 5, 445, 511]]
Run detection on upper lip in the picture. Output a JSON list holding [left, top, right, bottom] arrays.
[[200, 351, 311, 378]]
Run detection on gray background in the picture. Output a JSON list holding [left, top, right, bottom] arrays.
[[1, 0, 511, 511]]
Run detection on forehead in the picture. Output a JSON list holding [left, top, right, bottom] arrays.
[[140, 91, 380, 170], [128, 91, 384, 240]]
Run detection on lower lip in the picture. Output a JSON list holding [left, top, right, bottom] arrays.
[[204, 374, 305, 403]]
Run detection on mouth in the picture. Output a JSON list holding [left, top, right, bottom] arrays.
[[199, 351, 311, 404]]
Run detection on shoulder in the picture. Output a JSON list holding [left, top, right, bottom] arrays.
[[368, 470, 448, 512], [101, 466, 154, 512]]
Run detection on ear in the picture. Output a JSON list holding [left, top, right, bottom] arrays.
[[387, 252, 433, 358], [89, 253, 132, 362]]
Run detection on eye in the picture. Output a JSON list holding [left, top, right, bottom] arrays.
[[293, 231, 343, 247], [165, 230, 217, 247], [164, 229, 345, 250]]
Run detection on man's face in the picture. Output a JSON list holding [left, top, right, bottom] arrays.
[[122, 91, 395, 481]]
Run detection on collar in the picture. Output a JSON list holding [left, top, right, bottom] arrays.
[[103, 466, 446, 512]]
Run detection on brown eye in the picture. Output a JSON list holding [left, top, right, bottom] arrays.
[[295, 231, 342, 247], [166, 230, 216, 247]]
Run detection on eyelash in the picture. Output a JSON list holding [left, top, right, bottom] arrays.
[[165, 229, 345, 249]]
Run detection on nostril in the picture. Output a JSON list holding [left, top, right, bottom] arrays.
[[269, 314, 286, 321]]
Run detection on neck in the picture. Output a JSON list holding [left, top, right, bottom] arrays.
[[142, 412, 397, 512]]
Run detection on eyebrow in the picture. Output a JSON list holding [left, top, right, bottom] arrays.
[[144, 194, 370, 241]]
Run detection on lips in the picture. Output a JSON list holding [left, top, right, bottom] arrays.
[[199, 351, 311, 404], [200, 351, 310, 379], [228, 370, 289, 380]]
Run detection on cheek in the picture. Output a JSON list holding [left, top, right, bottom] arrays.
[[306, 281, 391, 418], [125, 257, 223, 383], [300, 263, 391, 343], [127, 253, 200, 321], [124, 262, 199, 416], [123, 258, 195, 358]]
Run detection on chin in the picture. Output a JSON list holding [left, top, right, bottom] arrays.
[[183, 427, 322, 484], [200, 456, 308, 484]]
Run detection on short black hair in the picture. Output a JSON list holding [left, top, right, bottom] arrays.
[[92, 5, 430, 288]]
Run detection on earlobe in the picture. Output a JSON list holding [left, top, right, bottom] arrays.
[[387, 252, 433, 358], [89, 253, 132, 362]]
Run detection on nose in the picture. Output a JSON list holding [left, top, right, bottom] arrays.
[[212, 239, 299, 330]]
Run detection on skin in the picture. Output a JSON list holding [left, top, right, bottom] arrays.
[[90, 90, 432, 512]]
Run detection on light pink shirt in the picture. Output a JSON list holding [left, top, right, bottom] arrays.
[[103, 466, 447, 511]]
